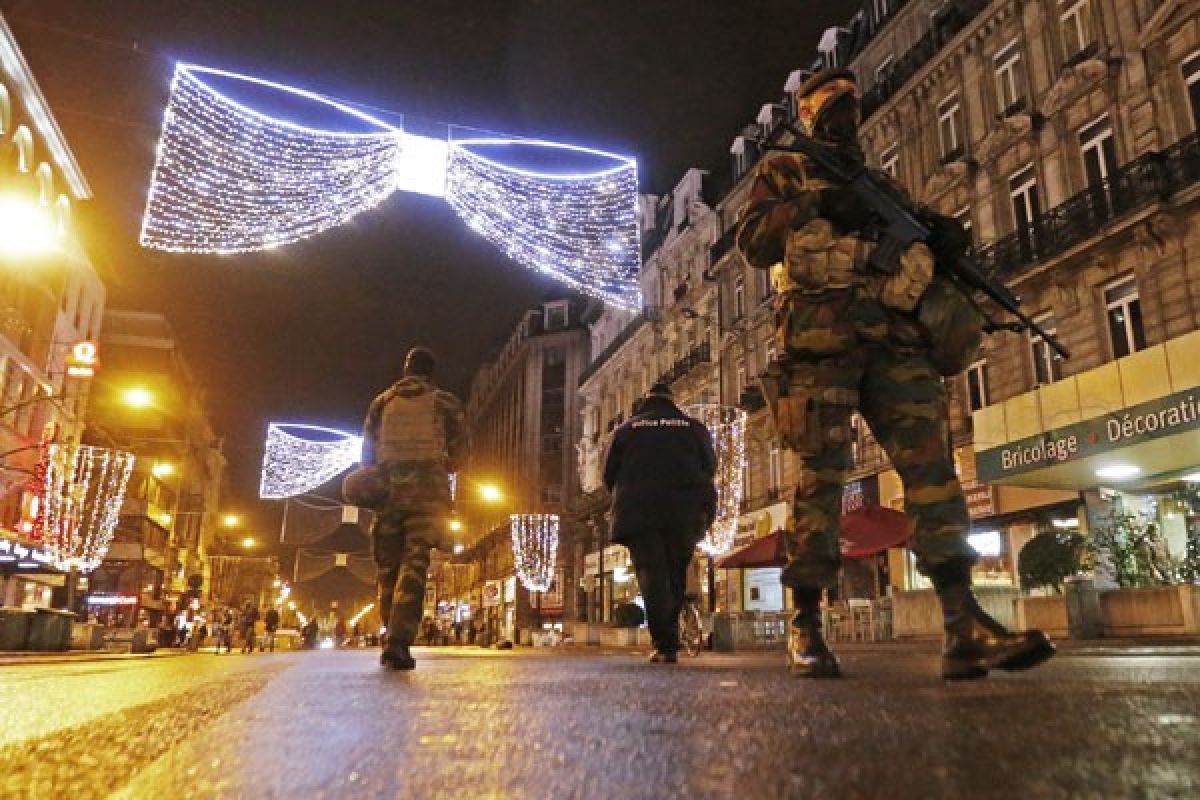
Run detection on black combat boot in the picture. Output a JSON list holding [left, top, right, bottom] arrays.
[[933, 561, 1055, 681], [787, 588, 841, 678], [648, 650, 678, 664], [381, 645, 416, 671]]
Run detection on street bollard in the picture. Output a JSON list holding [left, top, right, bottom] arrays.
[[1064, 575, 1102, 639], [712, 612, 735, 653]]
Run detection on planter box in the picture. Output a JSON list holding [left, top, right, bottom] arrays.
[[1014, 596, 1069, 638], [70, 622, 107, 650], [1099, 585, 1200, 636], [892, 588, 1019, 638], [569, 622, 601, 645], [597, 626, 644, 647]]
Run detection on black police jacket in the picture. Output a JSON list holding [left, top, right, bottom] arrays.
[[603, 397, 718, 545]]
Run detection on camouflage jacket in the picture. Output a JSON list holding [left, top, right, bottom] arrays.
[[363, 375, 466, 476]]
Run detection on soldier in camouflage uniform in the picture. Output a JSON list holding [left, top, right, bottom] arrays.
[[362, 347, 466, 671], [737, 69, 1053, 680]]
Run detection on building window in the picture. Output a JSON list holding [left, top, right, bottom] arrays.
[[764, 335, 777, 367], [937, 94, 964, 162], [1079, 115, 1117, 219], [1009, 166, 1041, 261], [757, 267, 773, 303], [966, 360, 989, 412], [544, 301, 568, 331], [872, 0, 893, 26], [1183, 52, 1200, 133], [1030, 315, 1063, 386], [953, 207, 974, 249], [993, 39, 1026, 115], [735, 356, 747, 397], [768, 445, 783, 493], [880, 146, 900, 180], [734, 275, 745, 319], [1104, 278, 1146, 358], [875, 55, 895, 86], [1060, 0, 1095, 62]]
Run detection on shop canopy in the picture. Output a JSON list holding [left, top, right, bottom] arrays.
[[715, 505, 911, 568]]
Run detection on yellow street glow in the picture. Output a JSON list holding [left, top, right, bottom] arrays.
[[122, 387, 155, 409], [158, 513, 172, 526], [479, 484, 503, 503], [152, 462, 175, 478], [448, 518, 464, 532], [241, 537, 257, 548], [0, 196, 58, 257], [222, 513, 241, 527]]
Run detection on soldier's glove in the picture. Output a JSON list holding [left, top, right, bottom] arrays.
[[819, 186, 879, 237]]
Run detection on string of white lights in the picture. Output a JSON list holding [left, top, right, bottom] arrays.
[[683, 404, 747, 556], [39, 444, 136, 573], [259, 423, 363, 499], [445, 139, 641, 310], [139, 64, 643, 309], [510, 513, 559, 592]]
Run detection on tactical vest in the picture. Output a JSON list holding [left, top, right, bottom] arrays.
[[376, 388, 446, 464]]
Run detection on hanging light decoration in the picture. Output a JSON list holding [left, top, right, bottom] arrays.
[[683, 404, 747, 556], [36, 443, 136, 573], [259, 423, 362, 499], [140, 63, 641, 310], [510, 513, 559, 592]]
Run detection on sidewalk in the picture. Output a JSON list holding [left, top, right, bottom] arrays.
[[0, 648, 192, 667]]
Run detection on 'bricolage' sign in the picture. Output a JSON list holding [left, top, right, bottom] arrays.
[[976, 388, 1200, 482]]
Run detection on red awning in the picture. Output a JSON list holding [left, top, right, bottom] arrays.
[[839, 505, 910, 559], [715, 530, 788, 569]]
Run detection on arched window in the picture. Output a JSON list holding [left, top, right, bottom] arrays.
[[36, 163, 54, 205], [0, 84, 11, 135], [13, 125, 34, 173], [55, 194, 71, 236]]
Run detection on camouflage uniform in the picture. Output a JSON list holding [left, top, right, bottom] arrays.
[[736, 114, 976, 592], [363, 374, 466, 648]]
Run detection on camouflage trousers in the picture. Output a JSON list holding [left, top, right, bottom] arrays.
[[372, 506, 437, 650], [775, 287, 976, 589]]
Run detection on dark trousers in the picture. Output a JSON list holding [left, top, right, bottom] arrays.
[[373, 508, 435, 650], [626, 531, 694, 654]]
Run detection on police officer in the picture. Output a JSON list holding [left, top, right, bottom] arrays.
[[736, 69, 1053, 679], [604, 383, 716, 663], [357, 346, 466, 671]]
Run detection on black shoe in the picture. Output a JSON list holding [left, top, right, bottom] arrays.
[[648, 650, 678, 664], [787, 620, 841, 678], [380, 646, 416, 671], [938, 584, 1055, 681]]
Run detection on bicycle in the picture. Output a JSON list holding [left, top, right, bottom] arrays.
[[679, 594, 704, 657]]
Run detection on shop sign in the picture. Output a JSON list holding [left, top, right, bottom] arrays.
[[0, 535, 54, 569], [736, 501, 789, 546], [963, 481, 995, 519], [584, 543, 629, 576], [483, 580, 501, 608], [540, 568, 565, 613], [841, 477, 880, 515], [66, 340, 100, 378], [87, 594, 138, 606], [976, 388, 1200, 481]]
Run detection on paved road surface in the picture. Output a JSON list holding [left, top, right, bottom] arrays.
[[2, 646, 1198, 799]]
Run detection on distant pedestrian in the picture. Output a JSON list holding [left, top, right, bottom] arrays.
[[157, 614, 175, 649], [346, 346, 466, 671], [604, 382, 716, 664], [335, 616, 348, 647], [466, 618, 476, 645], [240, 604, 259, 654], [263, 607, 280, 652]]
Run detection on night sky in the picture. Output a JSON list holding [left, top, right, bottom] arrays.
[[6, 1, 843, 548]]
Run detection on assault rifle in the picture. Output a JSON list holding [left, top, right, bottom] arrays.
[[760, 123, 1070, 360]]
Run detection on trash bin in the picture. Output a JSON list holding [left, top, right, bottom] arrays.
[[0, 608, 35, 650], [1064, 575, 1102, 640], [27, 608, 75, 651]]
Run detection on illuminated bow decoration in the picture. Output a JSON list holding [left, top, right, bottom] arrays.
[[259, 423, 363, 499], [141, 64, 642, 310]]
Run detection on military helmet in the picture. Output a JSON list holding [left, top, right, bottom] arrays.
[[793, 68, 859, 137]]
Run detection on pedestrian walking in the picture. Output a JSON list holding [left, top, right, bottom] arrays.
[[263, 607, 280, 652], [345, 346, 467, 671], [240, 603, 259, 654], [736, 68, 1054, 679], [603, 382, 717, 664]]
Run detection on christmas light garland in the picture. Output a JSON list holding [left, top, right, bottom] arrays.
[[259, 423, 362, 499], [36, 444, 136, 572], [510, 513, 559, 592], [683, 404, 747, 556], [140, 63, 642, 309]]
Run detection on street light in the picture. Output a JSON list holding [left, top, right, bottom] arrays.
[[222, 514, 241, 528], [478, 483, 503, 504], [0, 195, 59, 257], [241, 536, 257, 549], [151, 462, 175, 478], [121, 387, 155, 409], [448, 517, 464, 533]]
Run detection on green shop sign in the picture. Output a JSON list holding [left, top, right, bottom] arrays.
[[976, 387, 1200, 482]]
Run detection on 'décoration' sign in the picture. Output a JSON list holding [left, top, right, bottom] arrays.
[[976, 388, 1200, 482]]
